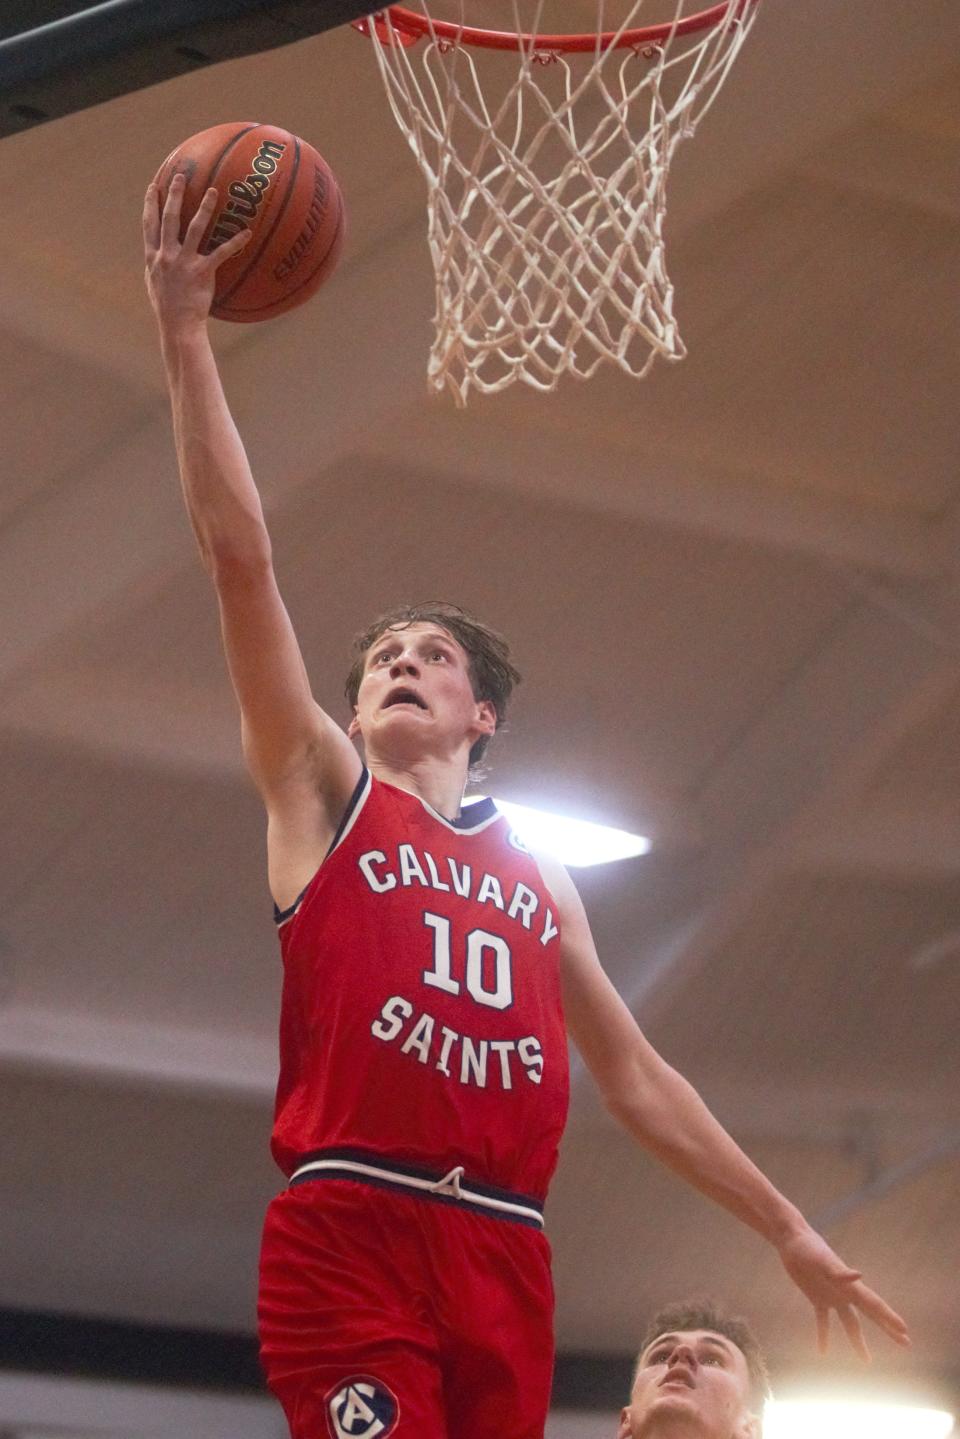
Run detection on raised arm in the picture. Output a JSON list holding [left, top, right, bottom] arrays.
[[536, 853, 910, 1361], [142, 175, 361, 906]]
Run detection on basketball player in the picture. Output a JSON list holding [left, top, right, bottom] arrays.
[[618, 1301, 769, 1439], [143, 178, 909, 1439]]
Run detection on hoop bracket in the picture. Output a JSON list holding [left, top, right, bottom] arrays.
[[353, 11, 419, 46]]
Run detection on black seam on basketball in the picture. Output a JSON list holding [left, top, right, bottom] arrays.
[[215, 133, 301, 305], [214, 200, 344, 317], [191, 123, 261, 258], [204, 124, 261, 191]]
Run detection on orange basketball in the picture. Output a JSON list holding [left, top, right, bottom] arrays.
[[154, 122, 345, 322]]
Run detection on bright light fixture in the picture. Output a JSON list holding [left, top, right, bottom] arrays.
[[470, 797, 650, 868], [764, 1400, 954, 1439]]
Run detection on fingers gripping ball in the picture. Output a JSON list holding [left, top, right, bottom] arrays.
[[154, 122, 345, 322]]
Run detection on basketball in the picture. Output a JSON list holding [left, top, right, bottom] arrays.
[[153, 121, 345, 322]]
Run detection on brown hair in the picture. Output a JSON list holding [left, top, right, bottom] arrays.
[[344, 602, 521, 773], [635, 1299, 770, 1412]]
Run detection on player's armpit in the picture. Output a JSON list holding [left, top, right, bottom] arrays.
[[563, 942, 659, 1105], [530, 851, 650, 1103]]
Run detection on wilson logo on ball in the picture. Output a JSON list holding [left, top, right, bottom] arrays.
[[209, 139, 286, 245]]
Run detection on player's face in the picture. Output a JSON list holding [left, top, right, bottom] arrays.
[[349, 623, 496, 765], [617, 1330, 759, 1439]]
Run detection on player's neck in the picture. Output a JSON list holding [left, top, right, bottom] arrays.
[[369, 755, 469, 822], [633, 1417, 722, 1439], [635, 1425, 713, 1439]]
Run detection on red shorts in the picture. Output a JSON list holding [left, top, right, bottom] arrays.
[[258, 1170, 555, 1439]]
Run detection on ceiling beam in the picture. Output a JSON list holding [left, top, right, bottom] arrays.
[[791, 799, 960, 878], [0, 1005, 275, 1100], [593, 570, 960, 1053], [811, 1126, 960, 1232], [373, 413, 941, 580], [0, 223, 428, 693], [667, 2, 960, 238]]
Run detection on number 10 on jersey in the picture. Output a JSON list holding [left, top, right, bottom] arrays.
[[422, 912, 513, 1011]]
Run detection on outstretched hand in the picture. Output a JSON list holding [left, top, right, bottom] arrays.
[[777, 1226, 910, 1361], [142, 172, 251, 330]]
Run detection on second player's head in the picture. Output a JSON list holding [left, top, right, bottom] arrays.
[[618, 1300, 769, 1439], [345, 602, 521, 779]]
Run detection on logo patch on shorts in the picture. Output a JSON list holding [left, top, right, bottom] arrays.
[[326, 1375, 399, 1438]]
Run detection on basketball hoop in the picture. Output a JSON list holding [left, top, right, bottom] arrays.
[[357, 2, 761, 404]]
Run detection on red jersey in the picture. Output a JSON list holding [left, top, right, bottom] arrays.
[[271, 769, 569, 1201]]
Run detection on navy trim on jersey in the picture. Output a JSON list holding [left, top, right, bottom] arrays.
[[415, 792, 499, 834], [446, 796, 497, 829], [272, 765, 371, 927], [273, 772, 504, 926], [273, 889, 306, 927], [328, 765, 372, 854], [288, 1146, 544, 1229]]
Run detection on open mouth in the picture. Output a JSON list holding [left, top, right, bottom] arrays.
[[383, 687, 428, 712], [659, 1372, 695, 1390]]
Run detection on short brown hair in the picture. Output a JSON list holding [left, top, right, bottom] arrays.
[[636, 1299, 770, 1412], [344, 602, 521, 773]]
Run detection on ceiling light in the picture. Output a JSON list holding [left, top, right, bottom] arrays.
[[471, 797, 650, 867], [764, 1400, 954, 1439]]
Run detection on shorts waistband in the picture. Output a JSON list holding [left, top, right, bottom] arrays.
[[288, 1147, 544, 1229]]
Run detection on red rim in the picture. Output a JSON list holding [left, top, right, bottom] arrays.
[[371, 2, 755, 52]]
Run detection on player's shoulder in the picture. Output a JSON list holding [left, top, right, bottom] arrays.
[[520, 840, 583, 919]]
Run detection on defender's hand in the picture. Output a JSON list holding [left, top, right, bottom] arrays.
[[777, 1226, 910, 1361], [142, 172, 251, 330]]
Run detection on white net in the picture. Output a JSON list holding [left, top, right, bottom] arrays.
[[365, 1, 759, 404]]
